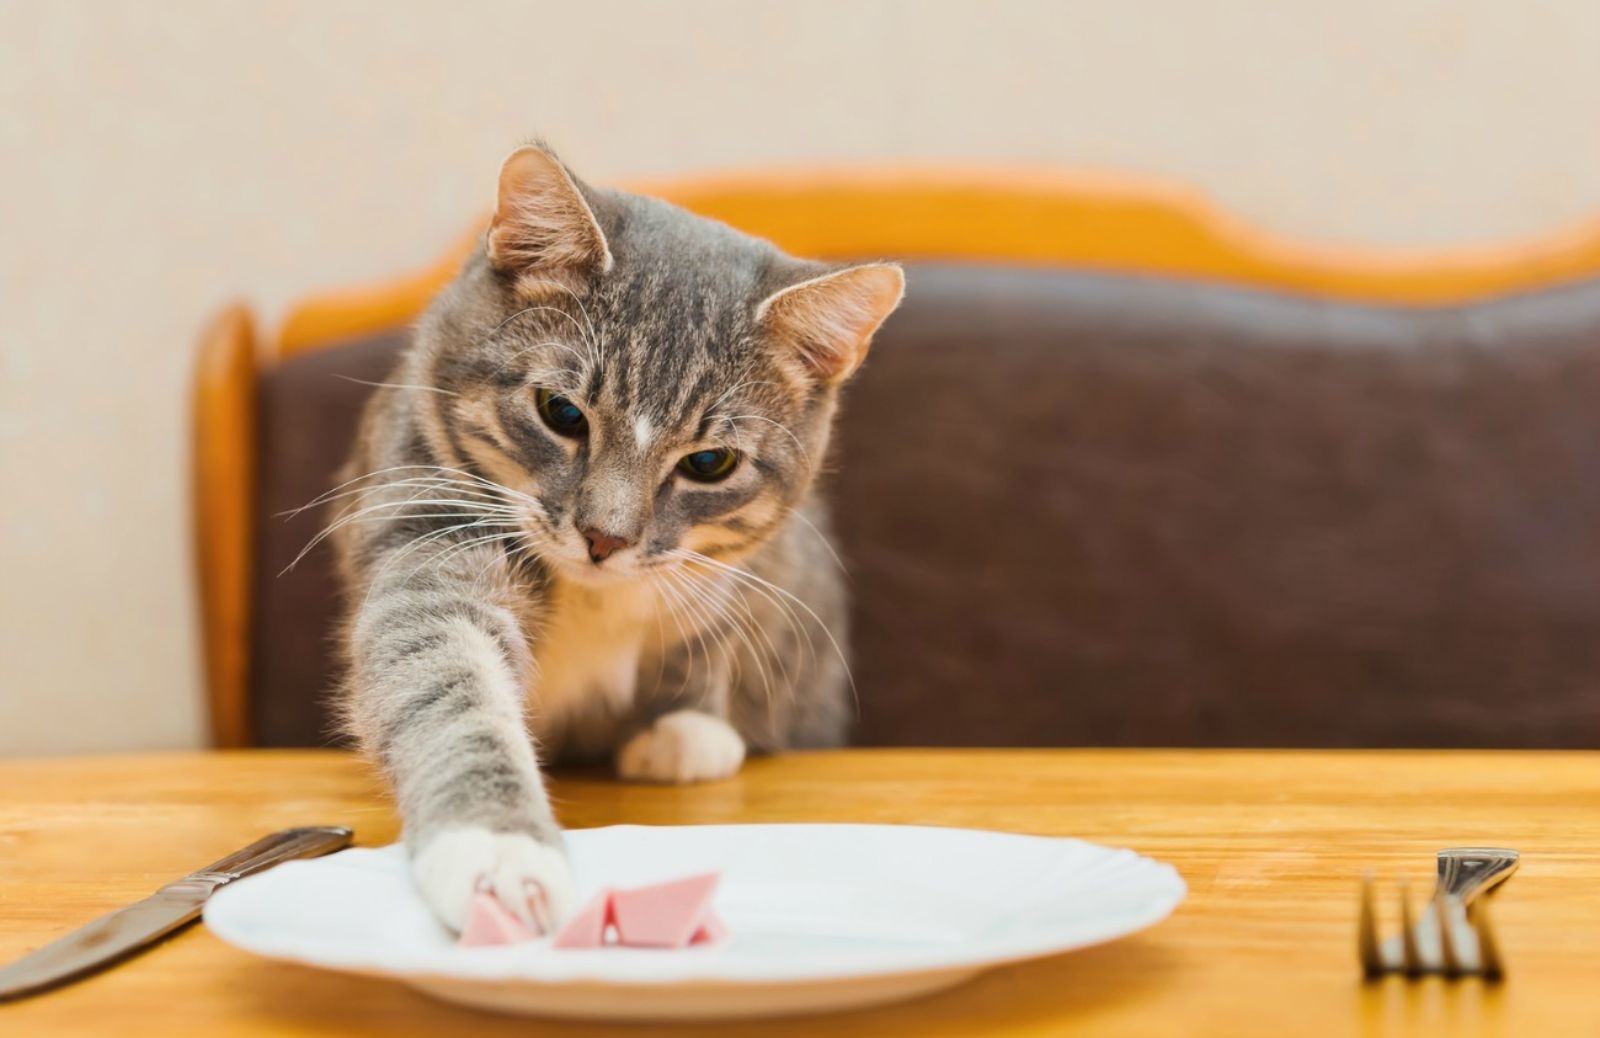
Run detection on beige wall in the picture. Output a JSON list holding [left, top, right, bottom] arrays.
[[3, 0, 1599, 755]]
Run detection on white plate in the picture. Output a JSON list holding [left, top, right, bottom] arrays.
[[204, 824, 1184, 1021]]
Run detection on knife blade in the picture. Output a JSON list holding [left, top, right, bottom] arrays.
[[0, 825, 352, 1002]]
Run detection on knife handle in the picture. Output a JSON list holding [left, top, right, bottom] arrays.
[[175, 826, 354, 887]]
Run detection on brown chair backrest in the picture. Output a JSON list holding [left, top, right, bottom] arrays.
[[195, 169, 1600, 749], [239, 264, 1600, 749]]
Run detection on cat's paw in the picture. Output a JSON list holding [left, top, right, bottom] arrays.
[[410, 827, 576, 935], [616, 710, 747, 784]]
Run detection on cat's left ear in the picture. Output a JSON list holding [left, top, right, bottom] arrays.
[[487, 145, 613, 291], [756, 264, 905, 384]]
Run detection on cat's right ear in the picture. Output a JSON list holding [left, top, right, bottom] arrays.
[[487, 145, 613, 292], [756, 263, 905, 385]]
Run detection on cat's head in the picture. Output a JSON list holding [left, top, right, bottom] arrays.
[[413, 143, 903, 585]]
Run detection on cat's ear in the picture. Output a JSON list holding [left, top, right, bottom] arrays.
[[756, 264, 905, 384], [487, 145, 613, 289]]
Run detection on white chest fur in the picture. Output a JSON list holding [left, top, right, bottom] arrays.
[[525, 578, 660, 739]]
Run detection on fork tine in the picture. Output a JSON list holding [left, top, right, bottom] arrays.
[[1359, 873, 1383, 975], [1398, 879, 1422, 975], [1471, 900, 1504, 981], [1434, 891, 1461, 977]]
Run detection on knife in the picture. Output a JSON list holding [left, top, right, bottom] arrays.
[[0, 825, 352, 1002]]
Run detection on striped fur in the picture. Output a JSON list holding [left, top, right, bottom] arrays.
[[328, 144, 902, 931]]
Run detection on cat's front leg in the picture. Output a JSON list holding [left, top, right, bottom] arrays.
[[346, 548, 575, 934], [616, 646, 746, 784]]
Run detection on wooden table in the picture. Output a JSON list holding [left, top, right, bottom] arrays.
[[2, 749, 1597, 1036]]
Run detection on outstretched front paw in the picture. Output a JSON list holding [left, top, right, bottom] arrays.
[[617, 710, 746, 784], [411, 827, 576, 935]]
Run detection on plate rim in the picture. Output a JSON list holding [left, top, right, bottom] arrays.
[[205, 822, 1187, 989]]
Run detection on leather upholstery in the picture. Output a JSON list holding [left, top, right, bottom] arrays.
[[249, 264, 1600, 748]]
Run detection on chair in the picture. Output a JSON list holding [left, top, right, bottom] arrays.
[[193, 167, 1600, 749]]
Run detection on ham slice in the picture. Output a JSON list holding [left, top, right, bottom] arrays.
[[688, 910, 728, 946], [550, 871, 728, 949], [551, 888, 614, 949], [544, 863, 732, 946], [458, 891, 534, 947], [610, 872, 721, 948]]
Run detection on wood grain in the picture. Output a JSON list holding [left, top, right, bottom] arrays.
[[2, 749, 1598, 1036]]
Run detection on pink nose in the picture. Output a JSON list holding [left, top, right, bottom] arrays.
[[582, 528, 632, 563]]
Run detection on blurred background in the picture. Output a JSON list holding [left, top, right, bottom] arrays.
[[4, 0, 1600, 755]]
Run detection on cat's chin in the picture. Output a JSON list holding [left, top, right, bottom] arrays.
[[547, 557, 651, 589]]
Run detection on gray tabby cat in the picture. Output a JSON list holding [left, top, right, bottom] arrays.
[[329, 143, 903, 933]]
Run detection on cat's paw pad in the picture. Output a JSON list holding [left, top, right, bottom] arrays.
[[617, 711, 746, 784], [411, 827, 575, 935]]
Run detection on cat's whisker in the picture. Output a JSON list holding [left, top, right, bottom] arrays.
[[506, 340, 590, 378], [704, 376, 782, 416], [488, 303, 595, 357], [358, 521, 526, 607], [714, 414, 811, 465], [469, 531, 532, 588], [304, 495, 521, 538], [672, 548, 854, 712], [709, 413, 747, 453], [671, 567, 782, 710], [291, 463, 539, 516], [675, 549, 813, 667], [285, 479, 516, 517], [668, 570, 747, 700], [332, 374, 460, 396], [651, 574, 703, 691], [708, 567, 805, 701], [490, 298, 598, 371], [340, 463, 538, 509], [302, 488, 524, 552], [284, 465, 479, 517], [672, 567, 778, 676], [662, 562, 745, 698], [664, 574, 718, 694], [643, 573, 673, 700], [332, 496, 521, 519], [326, 513, 523, 528], [402, 466, 542, 509], [670, 569, 767, 711], [671, 573, 732, 692], [515, 279, 604, 367], [788, 510, 848, 574], [286, 500, 521, 575], [397, 533, 520, 594], [518, 364, 587, 398], [338, 481, 546, 586], [369, 519, 517, 575], [665, 571, 745, 689], [407, 529, 520, 581]]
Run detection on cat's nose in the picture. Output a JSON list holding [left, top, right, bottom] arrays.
[[581, 528, 633, 564]]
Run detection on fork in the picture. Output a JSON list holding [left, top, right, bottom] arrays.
[[1359, 847, 1519, 980]]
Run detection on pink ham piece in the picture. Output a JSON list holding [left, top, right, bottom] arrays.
[[551, 888, 615, 949], [610, 872, 721, 948], [688, 910, 728, 946], [458, 891, 535, 947]]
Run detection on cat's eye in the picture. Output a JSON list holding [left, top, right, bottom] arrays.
[[535, 388, 588, 437], [677, 447, 740, 482]]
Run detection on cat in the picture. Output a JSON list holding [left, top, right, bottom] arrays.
[[328, 143, 904, 934]]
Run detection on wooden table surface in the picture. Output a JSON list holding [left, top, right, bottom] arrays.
[[2, 749, 1597, 1036]]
